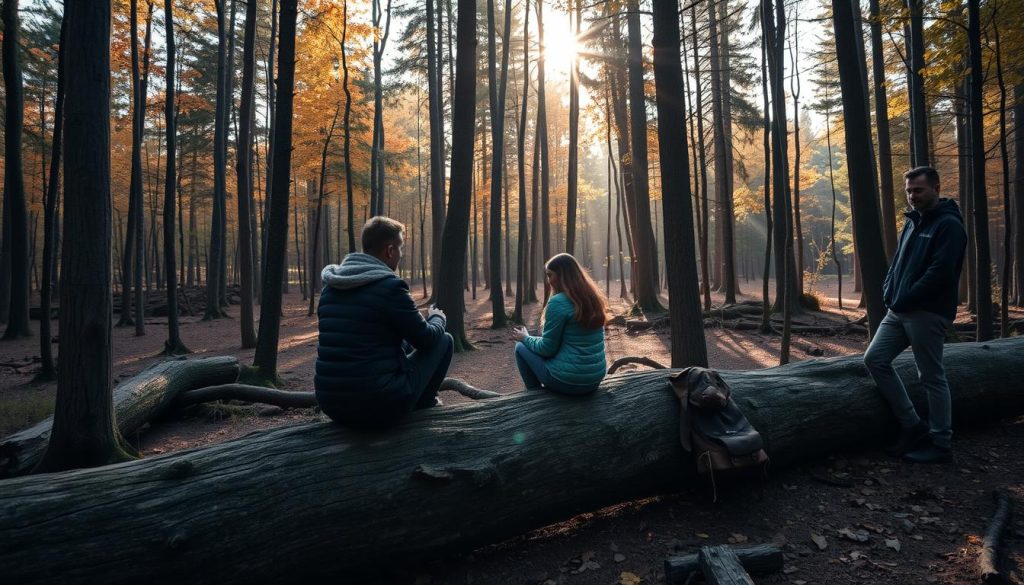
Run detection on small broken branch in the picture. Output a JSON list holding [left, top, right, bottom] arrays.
[[607, 356, 668, 374], [979, 489, 1013, 583], [176, 385, 318, 409]]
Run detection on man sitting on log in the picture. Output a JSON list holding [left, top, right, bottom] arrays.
[[315, 216, 452, 428], [864, 166, 967, 464]]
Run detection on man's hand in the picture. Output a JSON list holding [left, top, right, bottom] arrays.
[[511, 325, 529, 342], [427, 305, 446, 321]]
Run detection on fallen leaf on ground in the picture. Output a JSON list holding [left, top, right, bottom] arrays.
[[810, 533, 828, 550], [885, 538, 901, 552], [838, 527, 870, 543], [614, 553, 626, 563], [619, 571, 643, 585]]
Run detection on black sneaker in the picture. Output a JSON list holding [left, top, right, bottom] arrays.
[[884, 421, 929, 457], [903, 444, 952, 464]]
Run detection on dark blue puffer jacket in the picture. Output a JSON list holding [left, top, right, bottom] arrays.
[[882, 198, 967, 321], [315, 253, 446, 421]]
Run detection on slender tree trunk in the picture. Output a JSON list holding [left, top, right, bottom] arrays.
[[789, 14, 804, 296], [162, 0, 188, 355], [1, 0, 31, 340], [233, 0, 258, 347], [253, 0, 298, 383], [536, 0, 551, 302], [309, 110, 340, 318], [340, 0, 355, 254], [868, 0, 898, 260], [513, 0, 530, 322], [625, 0, 664, 312], [1014, 83, 1024, 307], [487, 0, 510, 327], [832, 0, 888, 337], [435, 0, 477, 351], [36, 0, 134, 472], [427, 0, 446, 300], [992, 16, 1011, 335], [370, 0, 393, 216], [205, 0, 229, 319], [36, 17, 67, 381], [759, 12, 773, 333], [564, 0, 580, 253], [905, 0, 929, 168], [708, 0, 738, 303], [652, 0, 707, 367], [967, 0, 992, 341]]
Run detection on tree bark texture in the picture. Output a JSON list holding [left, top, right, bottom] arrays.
[[36, 16, 67, 380], [968, 0, 993, 341], [625, 0, 663, 312], [487, 0, 510, 328], [34, 0, 131, 473], [868, 0, 898, 260], [708, 0, 737, 304], [2, 0, 32, 340], [2, 338, 1023, 583], [234, 0, 259, 348], [2, 357, 239, 478], [205, 0, 230, 320], [651, 0, 707, 368], [253, 0, 298, 381], [905, 0, 929, 168], [1014, 84, 1024, 306], [163, 0, 188, 355], [434, 0, 477, 350], [832, 0, 888, 337]]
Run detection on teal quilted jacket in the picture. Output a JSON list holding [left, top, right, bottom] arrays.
[[523, 292, 606, 386]]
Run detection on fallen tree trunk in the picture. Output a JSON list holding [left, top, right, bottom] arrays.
[[0, 356, 239, 477], [1, 338, 1023, 584]]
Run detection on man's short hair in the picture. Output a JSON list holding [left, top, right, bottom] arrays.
[[904, 166, 940, 187], [361, 216, 404, 254]]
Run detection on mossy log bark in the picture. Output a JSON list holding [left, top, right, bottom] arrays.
[[0, 356, 239, 477], [1, 339, 1023, 584]]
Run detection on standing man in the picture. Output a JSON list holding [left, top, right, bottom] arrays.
[[864, 166, 967, 463], [315, 217, 453, 428]]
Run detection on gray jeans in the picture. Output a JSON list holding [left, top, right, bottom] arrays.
[[863, 309, 952, 448]]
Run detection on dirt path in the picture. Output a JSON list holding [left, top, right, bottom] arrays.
[[2, 277, 1023, 583]]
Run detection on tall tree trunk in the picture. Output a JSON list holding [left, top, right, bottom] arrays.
[[564, 0, 580, 254], [652, 0, 707, 368], [868, 0, 898, 260], [36, 17, 67, 381], [905, 0, 929, 167], [759, 10, 773, 332], [513, 0, 530, 322], [370, 0, 393, 216], [427, 0, 446, 300], [625, 0, 664, 312], [992, 16, 1011, 335], [832, 0, 888, 337], [162, 0, 189, 355], [117, 0, 140, 329], [1014, 83, 1024, 307], [536, 0, 551, 301], [1, 0, 31, 340], [487, 0, 510, 328], [708, 0, 738, 303], [957, 75, 975, 310], [687, 6, 711, 311], [205, 0, 229, 319], [36, 0, 134, 472], [435, 0, 477, 351], [309, 109, 340, 317], [967, 0, 992, 341], [763, 0, 796, 317], [253, 0, 298, 383], [340, 0, 355, 254], [234, 0, 258, 348], [789, 13, 804, 296]]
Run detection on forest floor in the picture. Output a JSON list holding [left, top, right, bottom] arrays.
[[2, 275, 1024, 584]]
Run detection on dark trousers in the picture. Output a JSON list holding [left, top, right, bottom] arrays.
[[514, 342, 597, 396], [406, 333, 455, 409]]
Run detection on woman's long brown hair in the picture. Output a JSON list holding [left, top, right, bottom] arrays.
[[546, 253, 608, 329]]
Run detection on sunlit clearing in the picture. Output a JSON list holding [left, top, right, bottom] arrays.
[[543, 31, 579, 76]]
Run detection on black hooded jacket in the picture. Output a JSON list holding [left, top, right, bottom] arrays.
[[882, 198, 967, 321]]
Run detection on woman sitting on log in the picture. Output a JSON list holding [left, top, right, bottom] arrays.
[[511, 253, 608, 395]]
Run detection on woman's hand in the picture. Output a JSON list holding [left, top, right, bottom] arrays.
[[511, 325, 529, 342]]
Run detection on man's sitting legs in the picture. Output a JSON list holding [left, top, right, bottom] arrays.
[[407, 333, 454, 409]]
